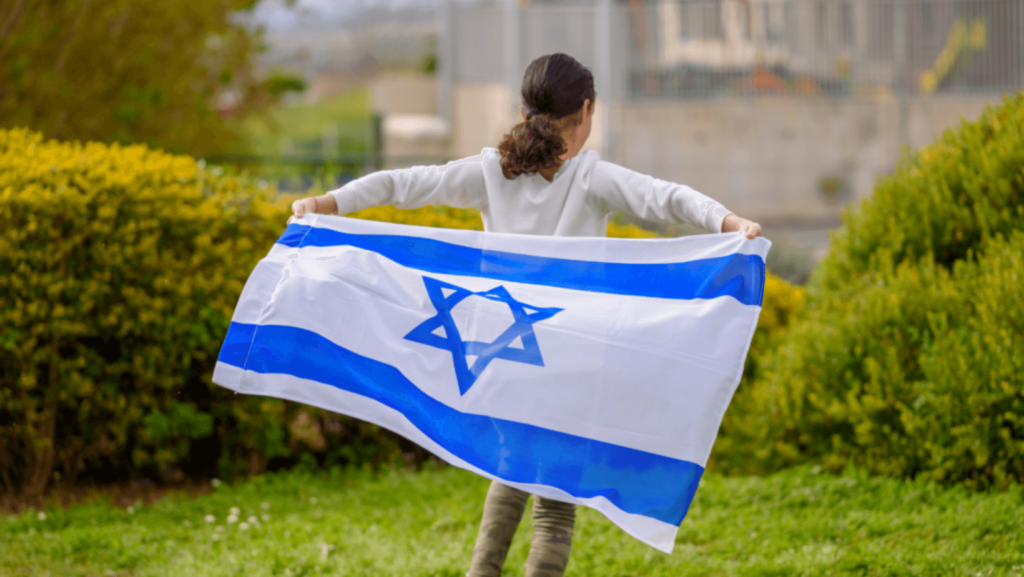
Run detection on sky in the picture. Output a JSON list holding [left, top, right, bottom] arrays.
[[247, 0, 441, 32]]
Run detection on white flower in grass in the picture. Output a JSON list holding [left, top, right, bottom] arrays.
[[248, 516, 258, 525], [211, 478, 221, 487], [212, 534, 221, 541], [309, 497, 318, 504], [261, 514, 270, 522], [239, 522, 250, 531], [204, 515, 215, 524], [227, 514, 238, 524], [260, 502, 270, 510], [37, 512, 46, 521], [216, 525, 225, 532], [229, 507, 240, 516], [127, 506, 135, 515], [183, 520, 192, 527]]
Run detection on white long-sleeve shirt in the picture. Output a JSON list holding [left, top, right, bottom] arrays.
[[329, 148, 731, 238]]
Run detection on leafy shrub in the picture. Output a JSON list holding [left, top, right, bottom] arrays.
[[0, 0, 302, 156], [709, 274, 804, 472], [750, 275, 806, 354], [912, 233, 1024, 488], [719, 93, 1024, 488], [764, 241, 816, 285], [137, 402, 214, 471], [817, 92, 1024, 289], [0, 128, 292, 495]]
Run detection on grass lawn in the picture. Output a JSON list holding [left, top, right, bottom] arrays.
[[2, 465, 1022, 576], [238, 88, 373, 157]]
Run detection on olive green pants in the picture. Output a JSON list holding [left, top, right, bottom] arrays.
[[467, 480, 576, 577]]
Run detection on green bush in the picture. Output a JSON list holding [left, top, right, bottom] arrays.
[[0, 129, 425, 496], [914, 233, 1024, 487], [0, 128, 293, 495], [0, 0, 305, 156], [710, 274, 804, 472], [719, 93, 1024, 489], [817, 92, 1024, 289]]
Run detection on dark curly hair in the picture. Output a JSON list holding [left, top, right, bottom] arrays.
[[498, 53, 595, 179]]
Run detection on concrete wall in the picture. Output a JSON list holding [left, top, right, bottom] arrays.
[[439, 79, 1000, 225], [371, 74, 439, 116], [372, 74, 450, 167], [449, 82, 609, 160], [609, 95, 1000, 223], [902, 97, 995, 149], [450, 83, 517, 158]]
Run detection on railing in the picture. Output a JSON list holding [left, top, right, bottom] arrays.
[[446, 0, 1024, 101], [201, 154, 454, 193], [625, 0, 1024, 99], [202, 113, 456, 193]]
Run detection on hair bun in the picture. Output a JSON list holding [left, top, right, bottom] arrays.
[[498, 114, 565, 179], [498, 53, 595, 180]]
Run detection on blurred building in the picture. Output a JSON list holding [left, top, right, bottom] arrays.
[[375, 0, 1022, 246]]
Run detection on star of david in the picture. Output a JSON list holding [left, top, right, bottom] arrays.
[[404, 276, 563, 395]]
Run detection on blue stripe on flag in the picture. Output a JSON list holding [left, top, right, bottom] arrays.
[[278, 224, 764, 306], [218, 321, 704, 525], [219, 322, 256, 367]]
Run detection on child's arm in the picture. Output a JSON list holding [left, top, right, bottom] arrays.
[[588, 161, 761, 238], [291, 156, 487, 219]]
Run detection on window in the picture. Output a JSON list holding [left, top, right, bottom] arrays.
[[678, 1, 724, 40], [867, 1, 894, 60], [739, 1, 751, 41], [815, 1, 828, 51], [766, 2, 786, 45], [785, 1, 799, 52], [840, 1, 854, 47], [702, 1, 724, 39]]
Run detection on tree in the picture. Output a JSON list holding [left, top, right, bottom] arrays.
[[0, 0, 295, 155]]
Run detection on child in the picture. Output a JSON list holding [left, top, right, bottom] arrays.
[[291, 53, 762, 577]]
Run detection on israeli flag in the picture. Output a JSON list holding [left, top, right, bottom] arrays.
[[213, 214, 770, 552]]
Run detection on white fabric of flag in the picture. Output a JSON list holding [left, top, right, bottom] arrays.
[[213, 214, 770, 553]]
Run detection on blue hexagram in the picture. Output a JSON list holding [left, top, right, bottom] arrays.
[[404, 276, 563, 396]]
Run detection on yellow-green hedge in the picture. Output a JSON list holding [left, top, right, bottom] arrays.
[[717, 93, 1024, 489], [709, 274, 804, 472], [344, 204, 662, 239], [0, 128, 292, 495], [1, 127, 801, 494]]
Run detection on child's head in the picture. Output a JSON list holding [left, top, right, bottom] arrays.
[[498, 53, 596, 179]]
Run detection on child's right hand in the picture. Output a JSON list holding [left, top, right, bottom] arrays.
[[289, 195, 337, 224]]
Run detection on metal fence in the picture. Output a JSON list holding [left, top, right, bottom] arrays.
[[447, 0, 1024, 100], [627, 0, 1024, 99]]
